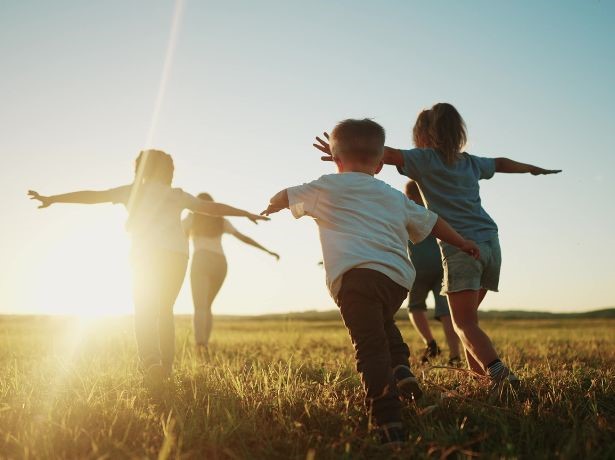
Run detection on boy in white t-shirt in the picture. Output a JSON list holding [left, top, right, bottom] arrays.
[[261, 119, 479, 446]]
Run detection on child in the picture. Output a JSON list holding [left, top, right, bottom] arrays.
[[28, 149, 267, 383], [264, 119, 479, 446], [405, 180, 461, 366], [315, 104, 561, 394], [182, 192, 280, 353]]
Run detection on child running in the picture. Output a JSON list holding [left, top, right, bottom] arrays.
[[314, 104, 561, 395], [28, 149, 267, 384], [182, 192, 280, 353], [263, 119, 480, 446], [405, 180, 461, 366]]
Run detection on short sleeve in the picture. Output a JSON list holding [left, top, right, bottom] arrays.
[[396, 149, 431, 180], [470, 155, 496, 180], [287, 179, 322, 219], [223, 219, 238, 235], [405, 196, 438, 244], [106, 185, 131, 205]]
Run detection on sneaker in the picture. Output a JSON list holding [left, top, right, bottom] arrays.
[[379, 422, 405, 449], [420, 341, 441, 364], [393, 365, 423, 401], [447, 356, 462, 367], [489, 368, 521, 398]]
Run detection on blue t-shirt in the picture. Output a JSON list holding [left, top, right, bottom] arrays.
[[398, 148, 498, 243], [408, 235, 442, 279]]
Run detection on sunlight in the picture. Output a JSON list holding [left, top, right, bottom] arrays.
[[145, 0, 185, 148], [27, 212, 133, 317]]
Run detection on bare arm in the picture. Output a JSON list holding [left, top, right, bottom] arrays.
[[188, 200, 269, 224], [231, 230, 280, 260], [28, 189, 120, 208], [261, 189, 289, 216], [494, 158, 561, 175], [312, 132, 403, 166], [430, 216, 480, 259]]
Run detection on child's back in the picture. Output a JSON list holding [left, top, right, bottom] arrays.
[[398, 149, 498, 242], [288, 172, 436, 297]]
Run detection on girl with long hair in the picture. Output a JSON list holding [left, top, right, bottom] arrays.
[[28, 149, 267, 383], [183, 192, 279, 352]]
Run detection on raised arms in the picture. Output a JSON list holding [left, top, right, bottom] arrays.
[[231, 230, 280, 260], [494, 157, 561, 175], [260, 189, 289, 216], [28, 189, 122, 208], [187, 199, 269, 224]]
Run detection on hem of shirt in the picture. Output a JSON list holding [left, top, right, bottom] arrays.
[[328, 265, 414, 300]]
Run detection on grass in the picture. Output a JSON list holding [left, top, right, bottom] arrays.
[[0, 315, 614, 459]]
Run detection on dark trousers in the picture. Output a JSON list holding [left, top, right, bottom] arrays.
[[336, 268, 410, 426]]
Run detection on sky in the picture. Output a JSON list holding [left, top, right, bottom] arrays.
[[1, 0, 614, 316]]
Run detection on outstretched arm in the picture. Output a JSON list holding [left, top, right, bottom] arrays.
[[313, 132, 403, 166], [188, 200, 269, 224], [231, 230, 280, 260], [494, 158, 561, 175], [28, 189, 120, 208], [430, 216, 480, 259], [261, 189, 289, 216]]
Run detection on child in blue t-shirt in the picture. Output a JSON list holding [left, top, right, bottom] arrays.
[[314, 104, 561, 393]]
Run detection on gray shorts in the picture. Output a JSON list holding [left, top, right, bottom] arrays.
[[408, 275, 450, 320], [440, 235, 501, 294]]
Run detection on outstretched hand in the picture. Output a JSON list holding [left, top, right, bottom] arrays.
[[313, 132, 333, 162], [530, 167, 562, 176], [28, 190, 53, 209], [269, 251, 280, 261], [260, 203, 285, 217], [248, 213, 270, 224]]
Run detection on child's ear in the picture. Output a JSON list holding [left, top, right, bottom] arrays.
[[374, 160, 384, 175], [334, 157, 344, 172]]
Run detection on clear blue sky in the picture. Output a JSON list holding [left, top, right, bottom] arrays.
[[1, 0, 614, 315]]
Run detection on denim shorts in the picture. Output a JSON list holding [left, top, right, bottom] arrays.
[[440, 235, 501, 294], [408, 273, 450, 319]]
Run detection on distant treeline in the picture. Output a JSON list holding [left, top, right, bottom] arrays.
[[1, 308, 614, 323], [211, 307, 615, 322]]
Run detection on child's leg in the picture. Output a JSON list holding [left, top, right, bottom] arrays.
[[191, 252, 227, 347], [409, 310, 434, 344], [337, 269, 402, 427], [158, 253, 188, 373], [440, 316, 461, 359], [448, 290, 498, 368]]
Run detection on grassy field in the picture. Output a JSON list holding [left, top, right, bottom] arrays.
[[0, 314, 613, 459]]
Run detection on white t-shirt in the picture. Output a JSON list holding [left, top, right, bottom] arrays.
[[287, 172, 438, 298], [108, 183, 202, 258], [182, 215, 237, 255]]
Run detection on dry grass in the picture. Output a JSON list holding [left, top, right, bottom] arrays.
[[0, 315, 613, 459]]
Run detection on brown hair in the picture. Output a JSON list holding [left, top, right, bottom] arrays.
[[134, 149, 174, 185], [429, 103, 467, 165], [191, 193, 224, 238], [404, 180, 424, 206], [412, 110, 432, 148], [125, 149, 175, 231], [330, 118, 385, 162]]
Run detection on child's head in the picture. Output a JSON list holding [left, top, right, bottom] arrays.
[[412, 110, 432, 148], [192, 192, 224, 237], [330, 118, 385, 174], [404, 180, 424, 206], [134, 149, 174, 185], [429, 103, 467, 164]]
